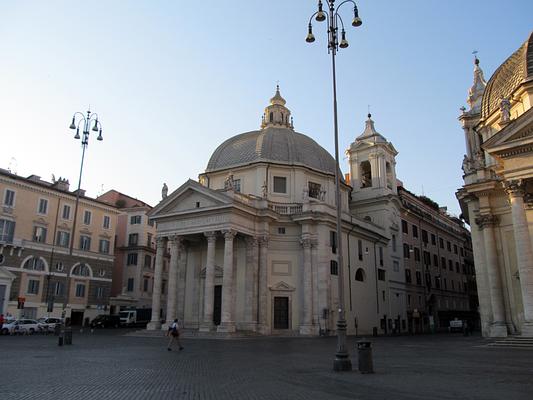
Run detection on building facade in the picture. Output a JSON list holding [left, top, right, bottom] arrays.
[[0, 169, 118, 324], [97, 190, 163, 313], [457, 32, 533, 337], [399, 186, 477, 333]]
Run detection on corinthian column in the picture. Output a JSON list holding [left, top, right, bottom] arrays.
[[244, 236, 259, 331], [217, 230, 236, 333], [165, 235, 181, 326], [476, 215, 507, 337], [506, 180, 533, 336], [257, 235, 270, 334], [200, 231, 217, 332], [300, 236, 313, 335], [147, 237, 167, 330]]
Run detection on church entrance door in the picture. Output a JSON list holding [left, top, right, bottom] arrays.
[[213, 285, 222, 325], [273, 296, 289, 329]]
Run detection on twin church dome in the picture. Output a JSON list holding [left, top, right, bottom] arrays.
[[206, 86, 338, 176]]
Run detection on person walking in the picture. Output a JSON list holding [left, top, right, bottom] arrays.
[[167, 318, 183, 351]]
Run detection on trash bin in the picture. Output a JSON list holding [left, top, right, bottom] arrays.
[[357, 340, 374, 374], [65, 328, 73, 345]]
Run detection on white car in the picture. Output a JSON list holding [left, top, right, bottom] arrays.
[[37, 317, 63, 333], [2, 319, 40, 335]]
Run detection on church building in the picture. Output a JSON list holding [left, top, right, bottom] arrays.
[[146, 87, 405, 336], [457, 32, 533, 337]]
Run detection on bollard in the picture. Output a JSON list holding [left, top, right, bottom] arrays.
[[357, 340, 374, 374], [58, 329, 64, 346]]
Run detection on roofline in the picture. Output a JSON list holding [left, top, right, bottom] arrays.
[[98, 189, 153, 208]]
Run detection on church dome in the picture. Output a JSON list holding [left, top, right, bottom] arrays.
[[206, 88, 337, 176], [481, 31, 533, 119]]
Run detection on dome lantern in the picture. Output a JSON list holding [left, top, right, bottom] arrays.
[[261, 85, 294, 130]]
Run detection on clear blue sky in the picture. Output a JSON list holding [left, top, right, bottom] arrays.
[[1, 1, 532, 217]]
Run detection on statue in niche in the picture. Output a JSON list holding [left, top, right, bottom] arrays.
[[161, 183, 168, 199], [319, 189, 327, 201], [462, 155, 473, 174], [261, 181, 268, 198], [302, 187, 309, 201], [224, 174, 234, 190], [500, 96, 511, 124], [474, 150, 485, 169]]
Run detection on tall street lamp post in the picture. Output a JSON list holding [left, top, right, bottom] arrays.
[[305, 0, 362, 372], [63, 110, 103, 313]]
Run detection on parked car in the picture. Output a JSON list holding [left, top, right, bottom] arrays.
[[90, 314, 121, 328], [2, 319, 40, 335], [37, 317, 63, 333]]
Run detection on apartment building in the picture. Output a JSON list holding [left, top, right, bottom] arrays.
[[0, 168, 118, 324]]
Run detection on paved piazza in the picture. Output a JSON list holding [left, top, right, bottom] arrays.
[[1, 331, 531, 400]]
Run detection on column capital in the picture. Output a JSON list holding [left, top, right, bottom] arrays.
[[258, 235, 269, 247], [155, 236, 167, 249], [245, 235, 259, 247], [168, 234, 183, 246], [222, 229, 236, 240], [300, 237, 312, 249], [204, 231, 217, 243], [504, 179, 525, 198], [475, 214, 499, 229]]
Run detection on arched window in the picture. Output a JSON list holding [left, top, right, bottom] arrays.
[[269, 112, 273, 122], [23, 257, 46, 271], [355, 268, 365, 282], [71, 263, 91, 277], [386, 162, 393, 189], [360, 161, 372, 188]]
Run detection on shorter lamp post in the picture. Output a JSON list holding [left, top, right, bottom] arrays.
[[62, 110, 103, 316], [305, 0, 362, 372]]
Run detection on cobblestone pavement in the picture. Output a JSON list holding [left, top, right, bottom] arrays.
[[0, 330, 532, 400]]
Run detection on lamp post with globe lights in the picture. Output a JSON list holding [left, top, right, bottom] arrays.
[[305, 0, 362, 372]]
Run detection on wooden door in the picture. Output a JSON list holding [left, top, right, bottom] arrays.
[[273, 297, 289, 329]]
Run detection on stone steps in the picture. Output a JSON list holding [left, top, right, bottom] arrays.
[[486, 336, 533, 348]]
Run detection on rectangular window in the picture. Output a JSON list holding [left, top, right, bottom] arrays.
[[330, 231, 337, 254], [405, 269, 412, 283], [147, 233, 153, 247], [233, 179, 241, 193], [56, 231, 70, 247], [38, 198, 48, 214], [278, 227, 286, 234], [431, 234, 436, 245], [378, 269, 386, 281], [407, 294, 411, 307], [456, 262, 460, 273], [27, 279, 40, 294], [444, 279, 447, 290], [127, 253, 138, 265], [79, 235, 91, 251], [441, 257, 446, 269], [423, 251, 431, 266], [414, 247, 420, 262], [435, 277, 441, 289], [453, 244, 458, 254], [0, 218, 15, 243], [96, 287, 105, 299], [54, 282, 64, 296], [422, 230, 428, 243], [379, 247, 384, 266], [460, 247, 464, 256], [452, 280, 455, 291], [393, 261, 399, 272], [401, 220, 408, 234], [127, 278, 134, 292], [62, 204, 71, 220], [412, 225, 418, 238], [33, 226, 47, 243], [103, 215, 111, 229], [143, 278, 149, 292], [330, 260, 338, 275], [99, 239, 110, 254], [416, 271, 422, 285], [439, 237, 444, 249], [403, 243, 410, 259], [392, 235, 397, 252], [148, 219, 154, 227], [144, 255, 152, 268], [83, 210, 92, 225], [3, 189, 15, 207], [75, 283, 86, 297], [273, 176, 287, 193], [308, 181, 321, 199], [433, 254, 439, 267], [358, 240, 363, 261], [448, 260, 453, 271], [128, 233, 138, 246], [447, 241, 451, 251], [130, 215, 141, 224]]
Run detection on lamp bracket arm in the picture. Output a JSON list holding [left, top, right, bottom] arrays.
[[336, 0, 357, 14]]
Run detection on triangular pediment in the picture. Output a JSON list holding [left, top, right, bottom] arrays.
[[149, 179, 233, 218], [0, 266, 16, 281], [269, 280, 296, 292], [484, 107, 533, 151]]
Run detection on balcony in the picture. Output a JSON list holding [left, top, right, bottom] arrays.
[[268, 202, 303, 215]]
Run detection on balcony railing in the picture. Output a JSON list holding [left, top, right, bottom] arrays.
[[268, 202, 303, 215]]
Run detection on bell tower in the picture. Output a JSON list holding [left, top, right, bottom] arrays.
[[346, 114, 398, 201]]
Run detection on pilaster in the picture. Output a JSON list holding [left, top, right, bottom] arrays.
[[147, 237, 167, 330]]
